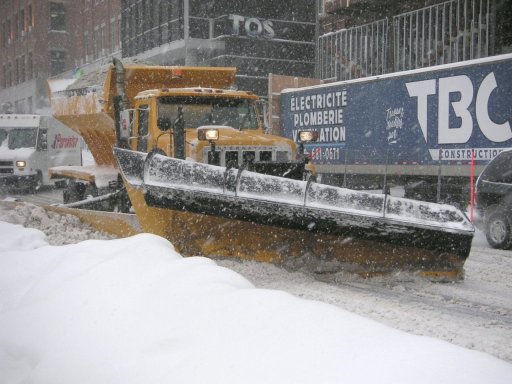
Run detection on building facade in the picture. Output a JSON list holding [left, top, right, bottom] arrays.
[[0, 0, 121, 114], [70, 0, 122, 68], [121, 0, 317, 97], [4, 0, 509, 113], [0, 0, 72, 113]]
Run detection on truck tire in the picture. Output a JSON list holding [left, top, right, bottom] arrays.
[[63, 180, 86, 203], [485, 210, 512, 249], [30, 171, 43, 194]]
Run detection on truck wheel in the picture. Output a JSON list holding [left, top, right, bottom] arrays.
[[32, 171, 43, 193], [485, 211, 512, 249], [63, 180, 86, 203]]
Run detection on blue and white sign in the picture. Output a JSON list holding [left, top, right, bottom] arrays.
[[281, 54, 512, 165]]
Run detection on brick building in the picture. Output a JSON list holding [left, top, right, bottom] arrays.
[[0, 0, 121, 114], [70, 0, 121, 67]]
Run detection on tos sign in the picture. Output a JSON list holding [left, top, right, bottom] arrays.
[[228, 14, 275, 39]]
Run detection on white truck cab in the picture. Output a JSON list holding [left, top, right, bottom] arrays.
[[0, 114, 82, 191]]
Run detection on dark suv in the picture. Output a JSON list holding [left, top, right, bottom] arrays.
[[475, 149, 512, 249]]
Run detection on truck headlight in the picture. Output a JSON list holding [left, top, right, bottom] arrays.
[[16, 160, 26, 168], [198, 128, 219, 141], [299, 131, 319, 143]]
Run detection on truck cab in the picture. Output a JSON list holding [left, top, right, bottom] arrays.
[[0, 114, 82, 191], [127, 88, 303, 175]]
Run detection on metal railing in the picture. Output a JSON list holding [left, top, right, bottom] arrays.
[[319, 19, 388, 82], [318, 0, 494, 81], [394, 0, 492, 71]]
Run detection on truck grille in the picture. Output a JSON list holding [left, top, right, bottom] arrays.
[[0, 161, 13, 166], [0, 168, 14, 174], [259, 151, 272, 161]]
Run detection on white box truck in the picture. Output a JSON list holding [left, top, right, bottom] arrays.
[[0, 114, 82, 191]]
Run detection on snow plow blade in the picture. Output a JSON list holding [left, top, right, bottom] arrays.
[[114, 148, 474, 280]]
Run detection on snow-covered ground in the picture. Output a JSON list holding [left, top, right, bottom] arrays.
[[0, 202, 511, 383], [218, 242, 512, 362]]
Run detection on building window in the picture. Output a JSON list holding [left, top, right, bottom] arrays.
[[101, 23, 107, 57], [94, 27, 100, 59], [27, 4, 33, 29], [319, 1, 325, 15], [93, 25, 106, 59], [27, 52, 33, 80], [2, 65, 6, 88], [15, 58, 19, 84], [6, 19, 11, 43], [50, 2, 66, 31], [50, 51, 66, 75], [19, 9, 25, 36], [7, 62, 12, 87], [110, 17, 116, 53], [20, 55, 25, 83], [14, 14, 18, 39], [1, 22, 5, 47], [83, 31, 89, 62]]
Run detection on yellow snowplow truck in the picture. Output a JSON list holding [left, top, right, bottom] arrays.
[[48, 60, 309, 209], [49, 59, 474, 280]]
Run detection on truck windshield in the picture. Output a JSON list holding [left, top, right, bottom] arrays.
[[158, 96, 259, 131], [5, 128, 38, 149]]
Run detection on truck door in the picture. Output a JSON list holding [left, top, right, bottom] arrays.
[[137, 105, 149, 152]]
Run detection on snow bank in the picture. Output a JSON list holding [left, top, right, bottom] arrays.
[[0, 221, 511, 384], [0, 221, 47, 251], [0, 202, 114, 245]]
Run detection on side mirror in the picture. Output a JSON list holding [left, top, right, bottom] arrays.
[[120, 109, 134, 140], [157, 117, 173, 131], [256, 100, 270, 133], [39, 130, 48, 150]]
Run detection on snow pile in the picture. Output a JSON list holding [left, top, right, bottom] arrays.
[[0, 222, 46, 252], [0, 221, 511, 383], [0, 202, 114, 245]]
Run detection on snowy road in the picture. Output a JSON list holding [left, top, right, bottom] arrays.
[[0, 186, 64, 205], [217, 240, 512, 363], [1, 191, 511, 363]]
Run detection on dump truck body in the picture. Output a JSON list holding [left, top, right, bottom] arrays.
[[48, 65, 237, 168], [47, 65, 259, 205], [47, 61, 306, 206]]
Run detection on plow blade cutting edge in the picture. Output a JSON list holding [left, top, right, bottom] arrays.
[[114, 148, 474, 280]]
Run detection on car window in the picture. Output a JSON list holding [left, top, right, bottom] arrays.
[[482, 151, 512, 184]]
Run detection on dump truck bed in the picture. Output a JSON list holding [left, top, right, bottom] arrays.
[[48, 65, 237, 169]]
